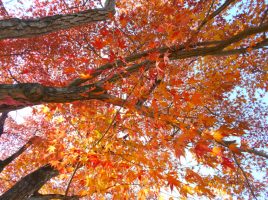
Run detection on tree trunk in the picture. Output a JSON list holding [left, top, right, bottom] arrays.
[[0, 165, 59, 200], [0, 0, 115, 39], [0, 83, 109, 112]]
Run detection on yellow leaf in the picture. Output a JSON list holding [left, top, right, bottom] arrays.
[[212, 146, 222, 156], [42, 106, 49, 113], [55, 116, 65, 123], [47, 145, 56, 153], [213, 131, 224, 142], [80, 73, 91, 79]]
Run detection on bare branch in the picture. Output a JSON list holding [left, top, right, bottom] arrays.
[[0, 83, 108, 112]]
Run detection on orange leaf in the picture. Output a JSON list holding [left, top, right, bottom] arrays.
[[64, 67, 76, 74]]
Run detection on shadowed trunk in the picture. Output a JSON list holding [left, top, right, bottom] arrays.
[[0, 165, 59, 200], [0, 137, 38, 173]]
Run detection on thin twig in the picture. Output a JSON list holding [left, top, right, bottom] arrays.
[[232, 153, 257, 200], [94, 68, 148, 146], [260, 7, 268, 38], [189, 0, 236, 41], [7, 69, 20, 83], [136, 78, 161, 107], [93, 81, 140, 147], [197, 0, 216, 33], [65, 162, 80, 197]]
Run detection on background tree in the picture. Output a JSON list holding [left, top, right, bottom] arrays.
[[0, 0, 267, 199]]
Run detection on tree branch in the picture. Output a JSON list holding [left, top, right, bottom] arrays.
[[64, 162, 80, 197], [0, 0, 115, 40], [232, 153, 257, 200], [0, 137, 39, 173], [219, 140, 268, 159], [0, 111, 8, 136], [69, 22, 268, 87], [29, 193, 80, 200], [103, 94, 268, 160], [0, 164, 59, 200], [194, 0, 235, 36], [241, 147, 268, 159], [0, 24, 267, 113], [0, 0, 9, 17], [136, 79, 162, 108], [0, 83, 108, 112]]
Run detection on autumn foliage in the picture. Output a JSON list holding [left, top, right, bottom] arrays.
[[0, 0, 267, 199]]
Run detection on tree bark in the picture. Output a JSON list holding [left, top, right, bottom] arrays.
[[0, 112, 8, 136], [28, 193, 80, 200], [0, 83, 109, 112], [0, 0, 115, 40], [0, 165, 59, 200], [0, 25, 267, 113], [0, 137, 38, 173]]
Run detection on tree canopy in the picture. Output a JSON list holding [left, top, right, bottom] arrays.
[[0, 0, 267, 199]]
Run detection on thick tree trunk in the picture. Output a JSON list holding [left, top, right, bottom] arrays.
[[0, 165, 59, 200], [0, 0, 115, 39], [0, 83, 109, 112]]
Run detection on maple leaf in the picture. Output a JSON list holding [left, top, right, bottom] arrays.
[[64, 67, 76, 74], [191, 92, 202, 105], [221, 157, 235, 170], [92, 38, 105, 49], [194, 142, 211, 158], [167, 175, 181, 191], [47, 145, 56, 153], [80, 73, 92, 79], [212, 131, 224, 142]]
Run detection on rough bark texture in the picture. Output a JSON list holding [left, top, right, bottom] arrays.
[[0, 83, 109, 112], [0, 165, 59, 200], [0, 0, 115, 39]]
